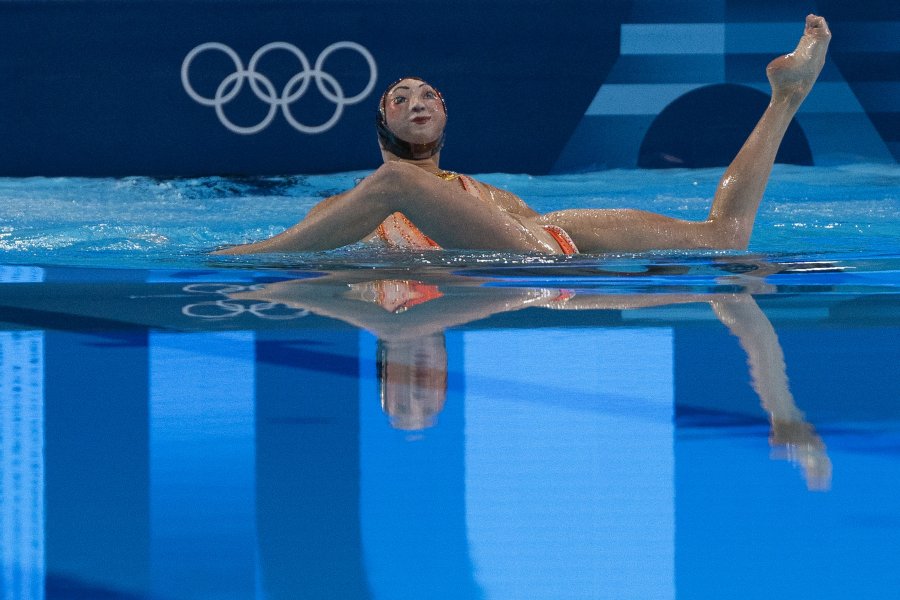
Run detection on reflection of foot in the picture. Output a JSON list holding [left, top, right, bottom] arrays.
[[766, 14, 831, 105], [770, 419, 833, 491]]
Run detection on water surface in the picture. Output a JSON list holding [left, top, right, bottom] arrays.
[[1, 164, 898, 599]]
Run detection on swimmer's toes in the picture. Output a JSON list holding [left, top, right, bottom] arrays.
[[801, 15, 831, 59], [805, 14, 831, 40], [765, 16, 830, 100]]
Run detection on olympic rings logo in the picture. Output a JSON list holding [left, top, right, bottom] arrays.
[[180, 283, 310, 320], [181, 41, 378, 135]]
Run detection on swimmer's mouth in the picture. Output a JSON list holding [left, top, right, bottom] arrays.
[[411, 116, 431, 124]]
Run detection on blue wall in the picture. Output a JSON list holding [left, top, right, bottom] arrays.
[[0, 0, 897, 176]]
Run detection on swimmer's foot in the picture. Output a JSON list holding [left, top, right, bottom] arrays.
[[766, 14, 831, 106], [770, 419, 832, 491]]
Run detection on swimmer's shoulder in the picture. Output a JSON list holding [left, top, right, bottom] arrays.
[[471, 178, 539, 217]]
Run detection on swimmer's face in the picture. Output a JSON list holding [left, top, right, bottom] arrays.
[[383, 78, 447, 145], [380, 335, 448, 431]]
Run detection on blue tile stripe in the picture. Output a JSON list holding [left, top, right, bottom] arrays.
[[620, 24, 725, 55], [586, 84, 706, 115], [623, 22, 900, 55]]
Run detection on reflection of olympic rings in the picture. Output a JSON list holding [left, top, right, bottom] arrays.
[[183, 283, 263, 295], [181, 41, 378, 135], [182, 300, 309, 320], [180, 283, 309, 320]]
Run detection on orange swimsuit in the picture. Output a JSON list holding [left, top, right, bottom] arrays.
[[347, 279, 443, 313], [374, 172, 578, 255]]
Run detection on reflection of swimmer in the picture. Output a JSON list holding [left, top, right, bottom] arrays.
[[230, 272, 539, 432], [232, 270, 831, 489], [215, 16, 830, 256]]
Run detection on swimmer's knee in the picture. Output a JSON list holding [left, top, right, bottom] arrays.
[[360, 162, 414, 200], [370, 162, 434, 195], [370, 161, 405, 184], [703, 219, 751, 250]]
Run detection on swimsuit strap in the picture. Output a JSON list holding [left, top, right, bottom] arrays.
[[455, 174, 483, 199]]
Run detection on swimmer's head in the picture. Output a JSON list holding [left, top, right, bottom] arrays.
[[377, 334, 448, 431], [376, 77, 447, 160]]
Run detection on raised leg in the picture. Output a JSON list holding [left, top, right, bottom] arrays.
[[706, 14, 831, 248], [540, 14, 831, 253]]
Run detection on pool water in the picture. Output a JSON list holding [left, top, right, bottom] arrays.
[[3, 163, 899, 267], [1, 164, 899, 599]]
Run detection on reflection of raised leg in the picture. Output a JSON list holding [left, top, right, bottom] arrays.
[[707, 15, 831, 249], [711, 294, 832, 491]]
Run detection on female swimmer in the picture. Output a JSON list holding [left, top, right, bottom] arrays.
[[214, 15, 831, 256]]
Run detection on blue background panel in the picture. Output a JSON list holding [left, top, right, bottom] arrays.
[[0, 0, 896, 176]]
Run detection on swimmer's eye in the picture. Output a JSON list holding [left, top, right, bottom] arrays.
[[391, 96, 407, 105], [423, 90, 438, 99]]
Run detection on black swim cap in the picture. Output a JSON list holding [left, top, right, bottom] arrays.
[[376, 77, 447, 160]]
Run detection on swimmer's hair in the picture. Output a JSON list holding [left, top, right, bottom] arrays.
[[376, 76, 447, 160]]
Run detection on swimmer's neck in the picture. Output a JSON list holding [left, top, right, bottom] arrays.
[[380, 149, 443, 175]]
